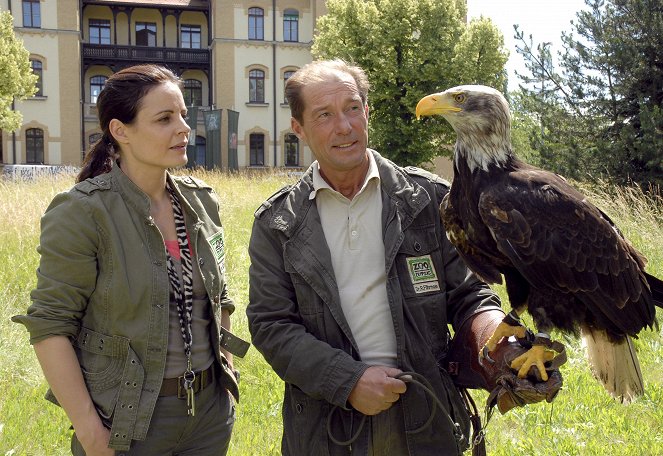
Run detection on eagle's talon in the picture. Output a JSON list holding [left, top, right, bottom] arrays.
[[479, 345, 495, 365], [481, 319, 529, 363], [510, 344, 556, 381], [515, 328, 536, 349]]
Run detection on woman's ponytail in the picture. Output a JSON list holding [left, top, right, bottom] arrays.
[[76, 133, 115, 183]]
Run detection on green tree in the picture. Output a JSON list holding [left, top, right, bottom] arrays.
[[313, 0, 508, 166], [515, 0, 663, 187], [512, 32, 597, 179], [0, 10, 37, 132]]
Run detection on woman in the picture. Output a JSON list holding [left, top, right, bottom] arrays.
[[13, 64, 243, 455]]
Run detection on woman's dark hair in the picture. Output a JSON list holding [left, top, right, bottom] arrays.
[[76, 64, 182, 182]]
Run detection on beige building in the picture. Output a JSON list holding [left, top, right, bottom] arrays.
[[1, 0, 327, 170]]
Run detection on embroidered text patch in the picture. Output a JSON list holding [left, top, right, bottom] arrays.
[[207, 229, 226, 274], [406, 254, 440, 293]]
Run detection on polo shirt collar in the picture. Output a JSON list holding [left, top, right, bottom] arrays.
[[309, 152, 381, 200]]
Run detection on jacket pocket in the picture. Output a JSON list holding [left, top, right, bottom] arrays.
[[397, 223, 443, 298], [282, 384, 332, 456], [73, 327, 145, 427], [282, 262, 329, 341]]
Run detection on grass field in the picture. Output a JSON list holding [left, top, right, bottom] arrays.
[[0, 169, 661, 455]]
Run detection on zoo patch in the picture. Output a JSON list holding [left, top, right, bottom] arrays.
[[406, 255, 440, 294], [207, 229, 226, 274]]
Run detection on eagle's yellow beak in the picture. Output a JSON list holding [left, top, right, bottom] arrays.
[[415, 92, 461, 120]]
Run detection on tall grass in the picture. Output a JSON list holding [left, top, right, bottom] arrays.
[[0, 170, 661, 455]]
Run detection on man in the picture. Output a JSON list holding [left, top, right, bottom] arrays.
[[247, 59, 559, 455]]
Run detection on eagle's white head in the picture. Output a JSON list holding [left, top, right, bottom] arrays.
[[416, 85, 512, 172]]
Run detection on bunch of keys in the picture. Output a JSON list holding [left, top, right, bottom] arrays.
[[183, 369, 196, 416]]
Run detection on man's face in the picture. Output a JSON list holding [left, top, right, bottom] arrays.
[[291, 71, 369, 176]]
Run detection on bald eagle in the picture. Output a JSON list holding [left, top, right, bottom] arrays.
[[416, 85, 663, 402]]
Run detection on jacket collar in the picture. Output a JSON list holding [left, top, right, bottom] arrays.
[[268, 150, 431, 236], [106, 164, 183, 218]]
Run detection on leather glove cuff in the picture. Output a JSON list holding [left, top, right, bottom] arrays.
[[446, 309, 505, 391]]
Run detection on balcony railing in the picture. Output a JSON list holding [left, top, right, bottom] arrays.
[[84, 102, 210, 122], [82, 44, 210, 66]]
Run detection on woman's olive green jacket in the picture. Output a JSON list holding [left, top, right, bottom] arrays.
[[13, 165, 238, 451]]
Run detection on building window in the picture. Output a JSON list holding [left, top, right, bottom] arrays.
[[250, 133, 265, 166], [283, 9, 299, 42], [183, 79, 203, 106], [22, 0, 41, 28], [249, 69, 265, 103], [31, 60, 43, 96], [284, 134, 299, 166], [89, 133, 102, 146], [136, 22, 157, 46], [90, 76, 107, 104], [89, 19, 111, 44], [181, 25, 201, 49], [283, 70, 295, 104], [26, 128, 44, 164], [195, 135, 206, 167], [248, 7, 264, 40]]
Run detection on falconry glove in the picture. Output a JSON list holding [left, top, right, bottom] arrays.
[[446, 310, 566, 413]]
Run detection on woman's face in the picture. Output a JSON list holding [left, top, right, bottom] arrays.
[[115, 81, 191, 174]]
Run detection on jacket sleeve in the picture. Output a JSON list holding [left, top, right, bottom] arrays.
[[12, 191, 99, 344], [246, 217, 368, 407], [209, 187, 235, 315]]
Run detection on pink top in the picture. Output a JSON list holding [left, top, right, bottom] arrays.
[[164, 239, 180, 260]]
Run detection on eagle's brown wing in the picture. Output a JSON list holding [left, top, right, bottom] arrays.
[[440, 192, 503, 284], [477, 173, 655, 335]]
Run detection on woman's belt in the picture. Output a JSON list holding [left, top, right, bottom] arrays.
[[159, 364, 215, 398]]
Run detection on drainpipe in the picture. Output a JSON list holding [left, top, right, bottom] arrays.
[[11, 100, 17, 164], [80, 0, 86, 162], [9, 1, 16, 164], [272, 0, 277, 168], [207, 2, 213, 107]]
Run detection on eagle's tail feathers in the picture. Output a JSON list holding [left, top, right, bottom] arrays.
[[581, 326, 644, 404]]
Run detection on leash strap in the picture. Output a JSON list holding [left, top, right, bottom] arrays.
[[326, 371, 467, 448]]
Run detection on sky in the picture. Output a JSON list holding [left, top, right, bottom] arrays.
[[467, 0, 588, 89]]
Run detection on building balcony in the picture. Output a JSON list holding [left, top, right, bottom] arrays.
[[82, 44, 210, 71]]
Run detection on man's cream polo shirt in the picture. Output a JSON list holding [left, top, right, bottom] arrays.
[[310, 154, 397, 367]]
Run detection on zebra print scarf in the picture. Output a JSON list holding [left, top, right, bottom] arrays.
[[165, 182, 195, 367]]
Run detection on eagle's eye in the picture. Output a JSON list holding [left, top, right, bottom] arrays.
[[453, 93, 466, 104]]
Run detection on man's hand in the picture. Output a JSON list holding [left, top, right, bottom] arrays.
[[348, 366, 407, 415]]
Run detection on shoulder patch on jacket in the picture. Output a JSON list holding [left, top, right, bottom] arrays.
[[172, 175, 213, 190], [403, 166, 450, 188], [75, 175, 112, 195], [254, 184, 291, 219]]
